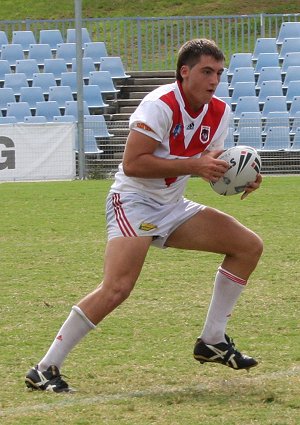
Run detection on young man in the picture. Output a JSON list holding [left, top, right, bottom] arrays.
[[25, 39, 263, 393]]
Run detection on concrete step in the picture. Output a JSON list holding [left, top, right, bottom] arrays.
[[109, 113, 131, 121], [128, 91, 148, 99], [128, 70, 175, 78], [119, 106, 137, 113], [120, 84, 160, 93], [117, 98, 141, 107]]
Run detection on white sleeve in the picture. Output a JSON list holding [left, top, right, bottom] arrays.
[[129, 99, 172, 143]]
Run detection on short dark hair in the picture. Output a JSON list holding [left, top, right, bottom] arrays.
[[176, 38, 225, 82]]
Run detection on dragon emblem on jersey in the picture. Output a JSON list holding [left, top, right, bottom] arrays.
[[200, 125, 210, 144], [173, 123, 182, 138]]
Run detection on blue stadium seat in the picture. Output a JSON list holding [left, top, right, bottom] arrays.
[[83, 128, 104, 154], [236, 126, 263, 150], [229, 67, 255, 91], [255, 66, 282, 90], [6, 101, 32, 122], [19, 86, 45, 112], [56, 43, 77, 67], [279, 38, 300, 61], [234, 111, 262, 136], [227, 53, 253, 78], [84, 114, 113, 138], [285, 80, 300, 107], [83, 84, 108, 112], [28, 43, 53, 68], [83, 42, 109, 69], [67, 28, 91, 44], [214, 82, 229, 98], [64, 100, 90, 118], [0, 31, 9, 52], [60, 71, 78, 95], [234, 96, 260, 119], [24, 115, 47, 123], [0, 87, 16, 115], [289, 96, 300, 118], [0, 115, 17, 124], [48, 85, 74, 111], [263, 126, 291, 150], [258, 80, 283, 106], [32, 72, 57, 97], [44, 58, 68, 83], [262, 111, 290, 136], [283, 66, 300, 89], [289, 110, 300, 135], [53, 114, 76, 122], [15, 59, 39, 85], [230, 81, 256, 108], [88, 71, 120, 98], [276, 21, 300, 46], [0, 59, 11, 86], [261, 96, 287, 119], [252, 38, 277, 61], [39, 29, 64, 53], [0, 44, 24, 68], [99, 56, 130, 79], [291, 126, 300, 149], [35, 100, 61, 121], [254, 53, 279, 77], [12, 30, 37, 54], [223, 126, 235, 149], [281, 52, 300, 76], [71, 56, 95, 80], [4, 72, 28, 96]]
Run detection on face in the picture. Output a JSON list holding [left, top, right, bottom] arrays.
[[180, 55, 225, 111]]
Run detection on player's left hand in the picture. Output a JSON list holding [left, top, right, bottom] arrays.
[[241, 173, 262, 200]]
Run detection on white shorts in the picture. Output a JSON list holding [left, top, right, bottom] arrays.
[[106, 191, 206, 248]]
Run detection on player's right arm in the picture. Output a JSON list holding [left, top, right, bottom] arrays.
[[122, 129, 228, 182]]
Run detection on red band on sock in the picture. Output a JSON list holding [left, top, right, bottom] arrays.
[[218, 267, 247, 286]]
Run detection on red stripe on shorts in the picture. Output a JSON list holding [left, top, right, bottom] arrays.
[[218, 267, 247, 286], [112, 193, 137, 237]]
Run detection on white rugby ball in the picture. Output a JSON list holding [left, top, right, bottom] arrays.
[[210, 145, 261, 196]]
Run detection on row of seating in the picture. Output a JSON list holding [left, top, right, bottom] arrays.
[[0, 53, 129, 80], [0, 111, 112, 155], [231, 110, 300, 135], [223, 95, 300, 119], [217, 78, 300, 108], [0, 84, 109, 114], [225, 125, 300, 151], [0, 28, 92, 53]]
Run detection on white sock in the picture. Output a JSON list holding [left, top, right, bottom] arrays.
[[200, 266, 247, 345], [38, 306, 96, 371]]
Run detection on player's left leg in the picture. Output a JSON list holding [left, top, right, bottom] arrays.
[[165, 206, 263, 370]]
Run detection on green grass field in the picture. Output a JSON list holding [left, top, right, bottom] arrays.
[[0, 176, 299, 424], [2, 0, 300, 20]]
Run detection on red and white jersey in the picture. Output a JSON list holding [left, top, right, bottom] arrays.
[[111, 81, 231, 204]]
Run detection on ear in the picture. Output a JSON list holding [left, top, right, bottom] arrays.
[[180, 65, 189, 79]]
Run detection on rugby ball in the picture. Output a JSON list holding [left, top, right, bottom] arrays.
[[210, 145, 261, 196]]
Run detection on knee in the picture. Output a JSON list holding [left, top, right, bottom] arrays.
[[102, 277, 135, 305], [247, 232, 264, 264]]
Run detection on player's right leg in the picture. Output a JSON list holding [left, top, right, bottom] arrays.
[[25, 235, 152, 392]]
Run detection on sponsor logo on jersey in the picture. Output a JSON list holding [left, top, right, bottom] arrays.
[[186, 122, 194, 130], [139, 222, 157, 231], [135, 122, 153, 132], [200, 125, 210, 143], [173, 123, 182, 137]]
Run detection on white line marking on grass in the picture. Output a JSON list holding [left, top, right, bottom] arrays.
[[1, 366, 300, 418]]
